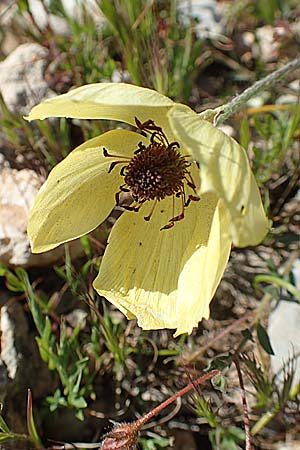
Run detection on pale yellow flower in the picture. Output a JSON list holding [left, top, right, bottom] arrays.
[[26, 83, 269, 336]]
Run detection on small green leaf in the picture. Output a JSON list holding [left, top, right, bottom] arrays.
[[241, 328, 255, 342], [27, 390, 43, 449], [211, 373, 227, 392], [5, 272, 25, 292], [209, 354, 233, 371], [75, 409, 85, 421], [70, 396, 87, 409], [256, 322, 274, 355], [0, 414, 10, 433], [0, 434, 17, 443], [0, 264, 8, 277]]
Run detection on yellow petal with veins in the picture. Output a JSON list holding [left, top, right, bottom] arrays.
[[168, 107, 269, 247], [28, 130, 148, 253], [93, 192, 231, 335], [25, 83, 189, 136]]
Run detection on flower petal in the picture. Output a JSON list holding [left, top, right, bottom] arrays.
[[168, 107, 269, 247], [25, 83, 178, 131], [93, 192, 231, 335], [28, 130, 148, 252]]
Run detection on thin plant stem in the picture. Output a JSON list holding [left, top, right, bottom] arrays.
[[187, 312, 254, 363], [134, 369, 219, 430], [234, 355, 252, 450], [255, 275, 300, 300], [255, 249, 300, 321], [252, 380, 300, 435]]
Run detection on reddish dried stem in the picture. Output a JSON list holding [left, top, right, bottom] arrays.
[[234, 356, 252, 450], [188, 312, 253, 363], [134, 369, 219, 430]]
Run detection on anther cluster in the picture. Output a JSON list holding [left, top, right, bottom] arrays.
[[124, 143, 189, 202]]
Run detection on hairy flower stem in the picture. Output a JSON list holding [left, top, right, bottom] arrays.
[[199, 58, 300, 125], [134, 369, 219, 430], [100, 370, 219, 449]]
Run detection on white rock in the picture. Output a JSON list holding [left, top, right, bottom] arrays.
[[276, 79, 300, 105], [0, 305, 19, 379], [27, 0, 69, 34], [0, 166, 84, 267], [177, 0, 223, 38], [28, 0, 104, 29], [268, 260, 300, 388], [0, 43, 53, 114], [65, 309, 88, 329], [255, 26, 279, 62], [0, 167, 42, 212]]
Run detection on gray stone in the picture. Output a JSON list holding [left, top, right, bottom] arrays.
[[27, 0, 104, 29], [65, 309, 88, 329], [255, 25, 279, 62], [177, 0, 224, 38], [27, 0, 69, 34], [268, 260, 300, 388], [0, 166, 84, 267], [277, 80, 300, 105], [0, 43, 54, 115], [0, 167, 43, 266]]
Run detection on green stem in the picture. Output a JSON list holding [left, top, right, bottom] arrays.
[[255, 292, 272, 322], [251, 409, 278, 435], [254, 275, 300, 300], [213, 58, 300, 126], [0, 433, 29, 441], [252, 372, 300, 435]]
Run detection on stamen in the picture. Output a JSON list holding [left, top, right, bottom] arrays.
[[150, 131, 167, 147], [103, 148, 130, 160], [144, 200, 157, 222], [185, 195, 200, 207], [115, 184, 130, 205], [161, 188, 185, 230], [102, 147, 131, 173], [167, 142, 180, 150], [108, 161, 125, 174], [135, 117, 169, 147], [160, 196, 175, 230], [134, 142, 147, 154], [124, 204, 142, 212], [120, 166, 127, 176], [185, 171, 198, 192], [160, 221, 175, 230]]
